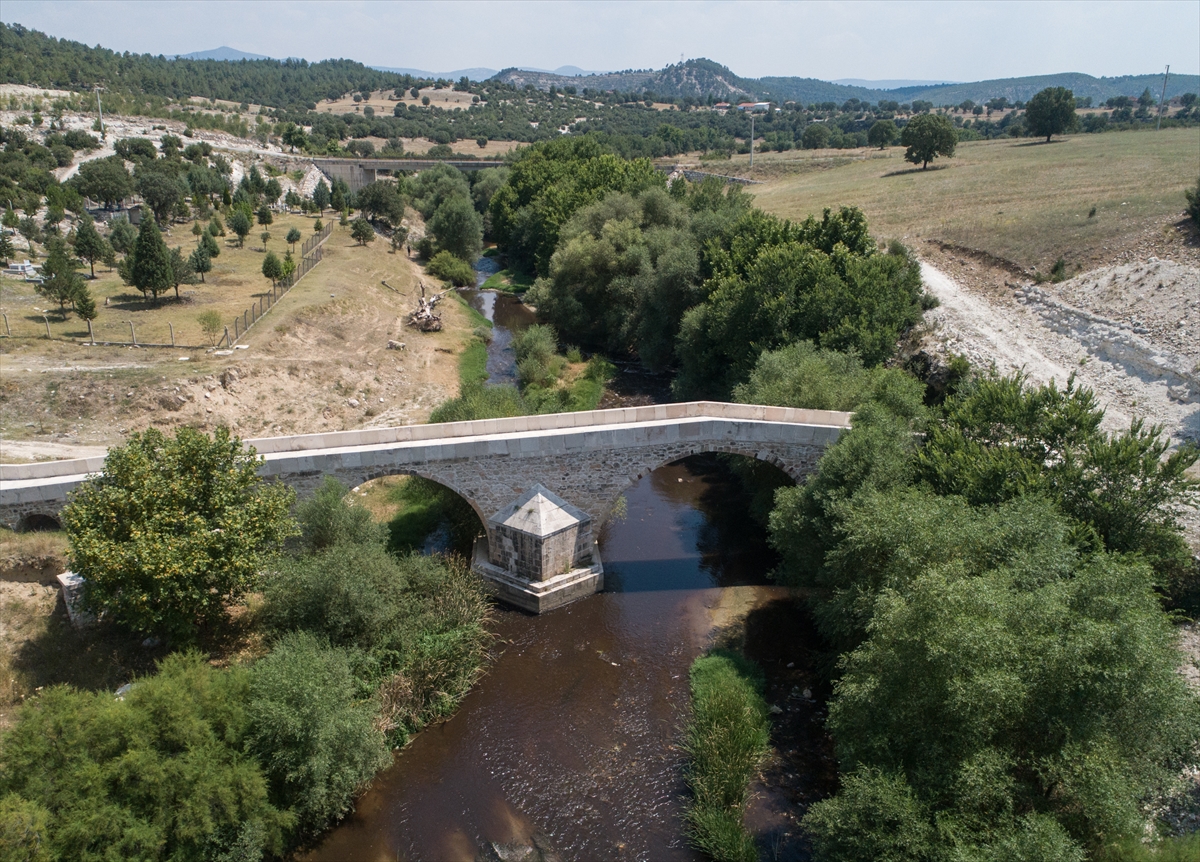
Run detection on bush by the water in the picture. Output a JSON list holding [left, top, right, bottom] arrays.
[[682, 650, 769, 862], [426, 249, 476, 287]]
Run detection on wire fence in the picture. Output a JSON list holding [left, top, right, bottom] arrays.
[[221, 223, 333, 347]]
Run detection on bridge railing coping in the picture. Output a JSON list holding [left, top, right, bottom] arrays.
[[0, 402, 851, 482]]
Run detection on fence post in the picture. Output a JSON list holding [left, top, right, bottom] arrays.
[[43, 315, 51, 339], [169, 322, 175, 346], [2, 312, 9, 336], [223, 326, 230, 347], [87, 319, 94, 345], [129, 321, 136, 345], [234, 318, 239, 339]]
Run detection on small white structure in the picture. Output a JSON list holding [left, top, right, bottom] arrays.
[[4, 260, 40, 277], [56, 571, 95, 628], [473, 484, 604, 613]]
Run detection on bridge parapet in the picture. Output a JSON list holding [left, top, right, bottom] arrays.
[[0, 402, 852, 609]]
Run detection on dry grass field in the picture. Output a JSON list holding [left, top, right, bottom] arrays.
[[1, 210, 329, 346], [0, 220, 478, 455], [746, 128, 1200, 274], [317, 87, 475, 115]]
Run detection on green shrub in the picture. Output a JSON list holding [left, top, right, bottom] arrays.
[[426, 250, 475, 286], [1186, 176, 1200, 227], [0, 653, 289, 861], [62, 426, 297, 640], [294, 476, 383, 551], [260, 547, 490, 741], [428, 382, 526, 423], [682, 651, 768, 861], [246, 632, 390, 836]]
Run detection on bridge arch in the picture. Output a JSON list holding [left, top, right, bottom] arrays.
[[593, 442, 815, 528], [16, 512, 61, 533]]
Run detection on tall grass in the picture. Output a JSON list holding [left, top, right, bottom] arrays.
[[683, 650, 770, 862]]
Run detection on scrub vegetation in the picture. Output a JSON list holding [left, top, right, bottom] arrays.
[[0, 435, 490, 861]]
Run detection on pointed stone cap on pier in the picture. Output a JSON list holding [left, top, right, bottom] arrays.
[[489, 484, 590, 537]]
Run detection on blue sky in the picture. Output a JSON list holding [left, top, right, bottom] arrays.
[[3, 0, 1197, 80]]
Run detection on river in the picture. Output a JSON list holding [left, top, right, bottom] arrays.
[[305, 260, 825, 859], [306, 455, 793, 861]]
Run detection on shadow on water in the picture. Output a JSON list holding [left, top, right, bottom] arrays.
[[304, 454, 789, 862]]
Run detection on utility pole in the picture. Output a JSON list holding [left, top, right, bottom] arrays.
[[1156, 65, 1170, 131], [749, 112, 754, 168], [94, 85, 105, 139]]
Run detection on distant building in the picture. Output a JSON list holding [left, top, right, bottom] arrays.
[[737, 102, 771, 112]]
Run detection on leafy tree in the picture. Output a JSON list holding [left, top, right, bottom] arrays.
[[0, 653, 289, 861], [62, 426, 297, 639], [262, 250, 283, 284], [245, 632, 390, 836], [293, 476, 383, 552], [197, 309, 223, 345], [135, 170, 185, 224], [107, 215, 136, 255], [128, 213, 174, 303], [71, 214, 105, 277], [228, 208, 252, 247], [1025, 86, 1078, 142], [801, 123, 831, 149], [286, 226, 301, 251], [867, 119, 898, 149], [919, 374, 1198, 582], [488, 136, 665, 275], [36, 237, 87, 316], [68, 156, 132, 208], [900, 112, 957, 169], [350, 216, 375, 245], [428, 194, 483, 262], [260, 230, 272, 250], [355, 180, 406, 228], [312, 179, 331, 212]]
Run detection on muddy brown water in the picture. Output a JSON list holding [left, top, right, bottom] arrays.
[[305, 455, 789, 861]]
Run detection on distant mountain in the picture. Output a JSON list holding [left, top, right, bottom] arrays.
[[178, 46, 270, 62], [492, 59, 755, 100], [833, 78, 960, 89], [371, 64, 605, 80], [372, 66, 498, 80], [491, 59, 1199, 106]]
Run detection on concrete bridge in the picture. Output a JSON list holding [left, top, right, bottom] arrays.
[[313, 158, 505, 192], [1, 402, 850, 611]]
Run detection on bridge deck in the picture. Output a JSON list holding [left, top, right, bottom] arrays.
[[1, 402, 851, 486]]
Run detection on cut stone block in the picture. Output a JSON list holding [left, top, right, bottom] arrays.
[[56, 571, 94, 627]]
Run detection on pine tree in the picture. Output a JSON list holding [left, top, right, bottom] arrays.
[[190, 245, 212, 282], [37, 237, 86, 316], [130, 211, 174, 303], [72, 214, 106, 278]]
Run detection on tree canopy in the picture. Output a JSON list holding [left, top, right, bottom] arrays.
[[62, 426, 297, 640], [1025, 86, 1079, 142], [900, 112, 957, 169]]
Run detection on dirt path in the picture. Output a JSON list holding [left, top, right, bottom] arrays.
[[919, 257, 1200, 551]]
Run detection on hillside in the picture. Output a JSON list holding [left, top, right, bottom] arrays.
[[492, 58, 1199, 105]]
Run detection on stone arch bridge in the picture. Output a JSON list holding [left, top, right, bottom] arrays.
[[1, 402, 850, 612]]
